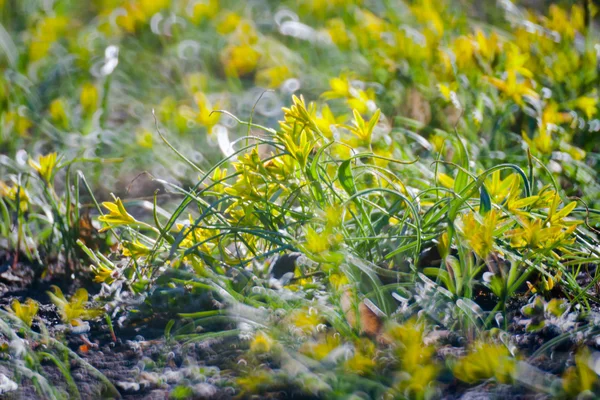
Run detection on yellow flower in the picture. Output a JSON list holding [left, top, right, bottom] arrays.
[[116, 0, 169, 32], [136, 129, 154, 149], [29, 16, 69, 62], [221, 44, 261, 77], [522, 126, 553, 156], [0, 182, 29, 212], [98, 197, 138, 232], [304, 226, 331, 254], [458, 210, 501, 259], [216, 12, 242, 35], [485, 171, 516, 204], [507, 217, 577, 250], [185, 72, 208, 93], [574, 96, 598, 119], [348, 109, 380, 145], [138, 0, 169, 19], [93, 264, 116, 284], [255, 65, 291, 89], [122, 239, 151, 257], [47, 286, 102, 324], [174, 216, 218, 255], [505, 44, 533, 78], [410, 0, 444, 37], [329, 273, 349, 290], [452, 36, 476, 69], [300, 333, 341, 360], [314, 104, 344, 139], [385, 319, 435, 373], [563, 348, 598, 397], [545, 5, 584, 41], [7, 299, 39, 327], [28, 153, 59, 184], [344, 339, 376, 375], [250, 331, 273, 353], [326, 18, 352, 49], [5, 110, 33, 137], [80, 83, 99, 116], [487, 71, 538, 106], [189, 0, 219, 24], [452, 342, 515, 384], [193, 92, 220, 132], [475, 29, 499, 61], [437, 83, 458, 102], [236, 370, 272, 393], [290, 308, 322, 334], [49, 98, 68, 129], [542, 102, 571, 126], [323, 75, 351, 99]]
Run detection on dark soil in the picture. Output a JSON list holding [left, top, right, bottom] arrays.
[[0, 249, 591, 399], [0, 250, 240, 399]]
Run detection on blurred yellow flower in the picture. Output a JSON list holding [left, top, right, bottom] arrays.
[[49, 98, 68, 129], [437, 83, 458, 102], [136, 129, 154, 149], [453, 342, 515, 384], [452, 36, 475, 69], [487, 71, 538, 106], [116, 0, 169, 32], [250, 331, 273, 353], [410, 0, 444, 37], [221, 44, 261, 77], [574, 96, 598, 119], [474, 29, 499, 61], [563, 348, 597, 397], [189, 0, 219, 24], [255, 66, 291, 89], [7, 298, 39, 327], [0, 182, 29, 212], [185, 72, 208, 93], [314, 104, 344, 139], [290, 308, 322, 334], [344, 339, 376, 375], [193, 92, 220, 132], [324, 75, 351, 99], [216, 12, 242, 35], [326, 18, 352, 49], [29, 16, 69, 62], [5, 110, 33, 137], [80, 83, 99, 116], [329, 273, 349, 290], [300, 333, 341, 360]]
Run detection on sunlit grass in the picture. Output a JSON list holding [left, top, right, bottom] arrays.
[[0, 0, 599, 398]]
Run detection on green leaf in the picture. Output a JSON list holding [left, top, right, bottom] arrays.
[[338, 159, 357, 197], [479, 185, 492, 214], [307, 142, 333, 205], [453, 134, 469, 193], [423, 267, 456, 295]]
